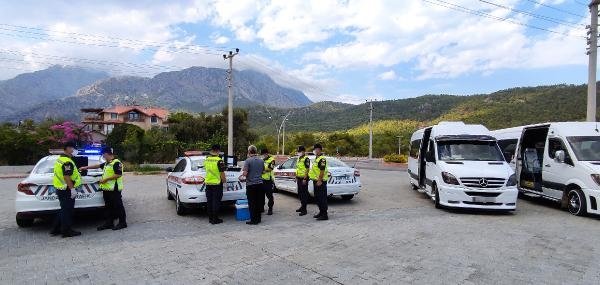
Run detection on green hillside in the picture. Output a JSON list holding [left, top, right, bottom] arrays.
[[249, 83, 598, 135]]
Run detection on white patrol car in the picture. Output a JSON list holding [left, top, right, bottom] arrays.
[[273, 155, 361, 200], [166, 151, 246, 215], [15, 148, 105, 227]]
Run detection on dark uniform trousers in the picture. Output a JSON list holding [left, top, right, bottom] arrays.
[[262, 179, 274, 209], [246, 183, 264, 222], [313, 180, 328, 215], [205, 184, 223, 217], [53, 189, 75, 232], [297, 178, 309, 209], [102, 190, 126, 225]]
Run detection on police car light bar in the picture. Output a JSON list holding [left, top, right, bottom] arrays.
[[81, 148, 101, 154], [49, 149, 64, 155]]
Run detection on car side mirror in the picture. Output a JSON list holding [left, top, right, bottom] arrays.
[[165, 167, 173, 172], [555, 150, 566, 164]]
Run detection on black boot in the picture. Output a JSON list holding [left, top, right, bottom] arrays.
[[62, 229, 82, 238], [267, 208, 273, 215], [112, 223, 127, 230], [316, 214, 329, 221], [213, 217, 223, 224], [97, 222, 113, 231], [295, 207, 303, 212], [313, 213, 322, 218]]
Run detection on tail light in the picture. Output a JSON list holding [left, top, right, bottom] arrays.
[[183, 176, 205, 185], [354, 170, 360, 177], [17, 183, 36, 195]]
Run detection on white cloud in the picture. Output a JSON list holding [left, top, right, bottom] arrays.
[[377, 70, 397, 81]]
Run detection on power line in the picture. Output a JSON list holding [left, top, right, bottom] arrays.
[[0, 57, 156, 77], [423, 0, 585, 38], [0, 23, 229, 53], [575, 0, 589, 6], [479, 0, 585, 29], [524, 0, 586, 18]]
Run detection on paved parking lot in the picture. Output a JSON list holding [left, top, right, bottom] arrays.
[[1, 170, 599, 284]]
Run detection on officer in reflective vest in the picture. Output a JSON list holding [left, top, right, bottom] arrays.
[[203, 144, 227, 225], [261, 148, 275, 215], [309, 143, 329, 220], [80, 147, 126, 231], [50, 141, 82, 238], [295, 145, 310, 216]]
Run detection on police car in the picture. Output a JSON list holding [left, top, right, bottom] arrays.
[[273, 155, 361, 200], [165, 151, 246, 215], [14, 148, 105, 227]]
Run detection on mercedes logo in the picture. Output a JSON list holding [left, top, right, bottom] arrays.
[[479, 178, 488, 187]]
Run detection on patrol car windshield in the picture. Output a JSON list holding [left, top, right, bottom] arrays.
[[190, 158, 206, 171], [567, 136, 600, 161], [437, 141, 504, 161], [327, 158, 349, 168]]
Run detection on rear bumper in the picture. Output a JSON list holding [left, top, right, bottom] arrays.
[[438, 184, 518, 210], [178, 189, 247, 204], [15, 192, 105, 215], [308, 183, 362, 197]]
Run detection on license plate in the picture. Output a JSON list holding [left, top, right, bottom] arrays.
[[335, 176, 353, 183], [472, 197, 496, 203]]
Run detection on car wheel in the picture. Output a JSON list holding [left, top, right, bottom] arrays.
[[16, 216, 34, 228], [341, 194, 354, 200], [432, 184, 442, 209], [176, 191, 186, 216], [567, 188, 587, 216], [167, 186, 174, 200]]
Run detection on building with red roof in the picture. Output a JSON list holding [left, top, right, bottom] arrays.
[[81, 105, 169, 141]]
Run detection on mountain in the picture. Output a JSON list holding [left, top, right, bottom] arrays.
[[9, 66, 312, 121], [0, 65, 109, 120], [247, 83, 599, 135]]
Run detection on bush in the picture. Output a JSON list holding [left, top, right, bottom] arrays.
[[383, 154, 408, 163]]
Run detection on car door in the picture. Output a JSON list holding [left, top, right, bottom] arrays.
[[542, 136, 574, 199], [274, 157, 297, 192], [168, 158, 187, 195]]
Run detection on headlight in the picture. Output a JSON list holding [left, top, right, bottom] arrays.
[[442, 172, 459, 185], [506, 174, 517, 186], [591, 174, 600, 186]]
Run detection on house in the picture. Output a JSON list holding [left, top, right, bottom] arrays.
[[81, 105, 169, 141]]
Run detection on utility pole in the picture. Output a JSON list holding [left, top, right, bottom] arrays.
[[223, 48, 239, 156], [368, 100, 374, 159], [397, 136, 402, 155], [588, 1, 600, 122]]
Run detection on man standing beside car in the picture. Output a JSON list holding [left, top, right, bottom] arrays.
[[80, 147, 127, 231], [204, 144, 227, 225], [240, 145, 264, 225], [310, 143, 329, 221], [50, 141, 82, 238], [295, 145, 310, 216], [261, 148, 276, 215]]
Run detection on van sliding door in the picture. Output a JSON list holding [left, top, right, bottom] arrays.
[[418, 127, 432, 188]]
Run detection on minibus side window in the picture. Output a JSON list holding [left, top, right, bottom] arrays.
[[426, 140, 436, 163], [548, 138, 573, 165], [410, 139, 421, 159]]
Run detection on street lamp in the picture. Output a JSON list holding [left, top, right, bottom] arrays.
[[278, 111, 292, 155]]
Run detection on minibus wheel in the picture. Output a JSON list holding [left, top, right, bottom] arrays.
[[567, 188, 587, 216], [432, 184, 441, 209]]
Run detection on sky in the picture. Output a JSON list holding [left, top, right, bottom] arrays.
[[0, 0, 593, 104]]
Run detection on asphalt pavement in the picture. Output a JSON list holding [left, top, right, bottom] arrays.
[[0, 170, 599, 284]]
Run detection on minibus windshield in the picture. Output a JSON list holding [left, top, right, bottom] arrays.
[[437, 140, 504, 161], [567, 136, 600, 161]]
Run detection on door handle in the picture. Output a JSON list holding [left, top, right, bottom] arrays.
[[544, 164, 551, 167]]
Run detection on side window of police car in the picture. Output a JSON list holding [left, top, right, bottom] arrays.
[[173, 159, 187, 172], [548, 138, 572, 165]]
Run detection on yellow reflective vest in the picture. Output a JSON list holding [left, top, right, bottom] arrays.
[[100, 159, 124, 191], [204, 155, 225, 185], [262, 155, 275, 181], [309, 155, 329, 181], [53, 155, 82, 190], [296, 155, 309, 178]]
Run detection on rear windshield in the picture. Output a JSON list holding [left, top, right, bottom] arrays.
[[327, 158, 349, 168], [190, 158, 206, 171], [34, 156, 103, 174], [437, 140, 504, 161]]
